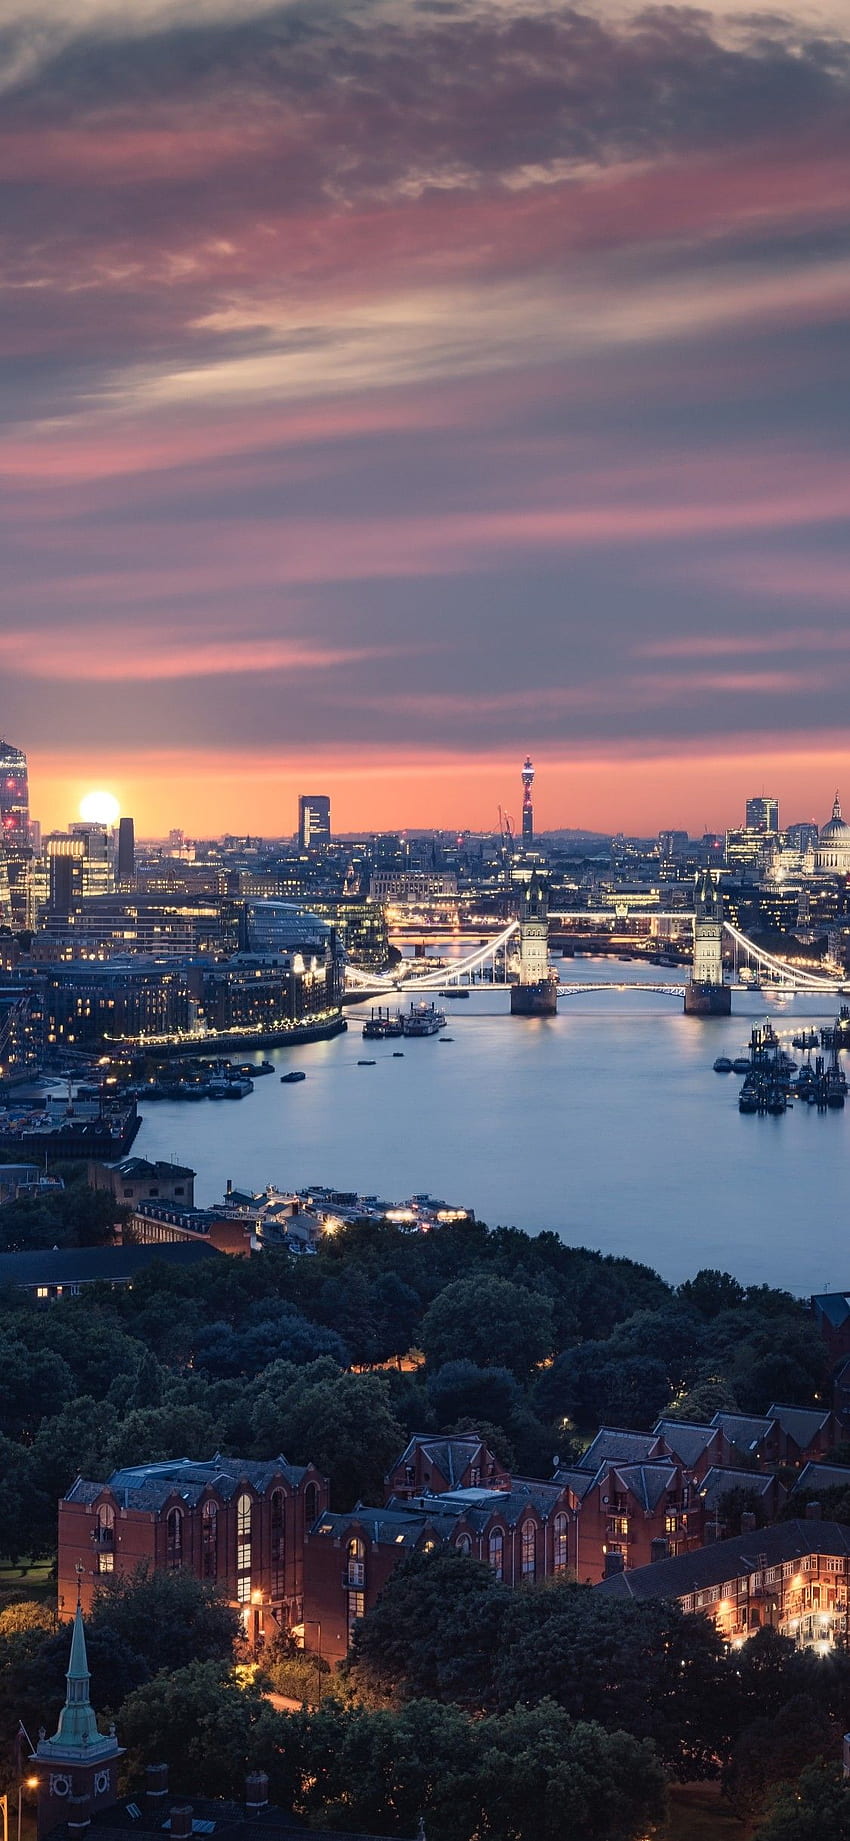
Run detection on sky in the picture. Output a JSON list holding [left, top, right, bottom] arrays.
[[3, 0, 850, 836]]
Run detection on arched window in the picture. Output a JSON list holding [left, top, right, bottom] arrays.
[[202, 1500, 218, 1580], [521, 1520, 536, 1579], [347, 1535, 366, 1588], [95, 1502, 115, 1574], [304, 1481, 319, 1526], [488, 1528, 504, 1580], [236, 1492, 252, 1603], [456, 1533, 472, 1556], [270, 1489, 285, 1598], [166, 1507, 183, 1570], [553, 1513, 569, 1574], [346, 1535, 366, 1638]]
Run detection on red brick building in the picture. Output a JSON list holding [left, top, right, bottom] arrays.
[[303, 1477, 578, 1665], [59, 1456, 328, 1649]]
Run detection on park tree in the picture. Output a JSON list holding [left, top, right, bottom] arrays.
[[476, 1703, 667, 1841], [420, 1276, 554, 1379], [253, 1369, 403, 1507], [118, 1661, 280, 1797], [90, 1567, 240, 1675], [752, 1764, 850, 1840], [345, 1549, 509, 1708]]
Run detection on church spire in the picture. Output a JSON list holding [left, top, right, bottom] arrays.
[[834, 790, 842, 821]]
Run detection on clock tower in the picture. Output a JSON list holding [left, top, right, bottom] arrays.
[[32, 1586, 124, 1839]]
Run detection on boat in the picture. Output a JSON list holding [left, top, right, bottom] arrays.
[[713, 1057, 733, 1073], [357, 1059, 376, 1067], [738, 1091, 759, 1114], [363, 1006, 404, 1040], [280, 1070, 306, 1084], [392, 1052, 404, 1058], [446, 989, 470, 999], [403, 1002, 447, 1037], [439, 1036, 454, 1043], [732, 1057, 751, 1075]]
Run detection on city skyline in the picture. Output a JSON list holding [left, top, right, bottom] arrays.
[[5, 0, 850, 833]]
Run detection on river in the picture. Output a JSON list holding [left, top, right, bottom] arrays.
[[133, 956, 848, 1294]]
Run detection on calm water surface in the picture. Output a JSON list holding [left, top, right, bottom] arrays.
[[134, 958, 848, 1293]]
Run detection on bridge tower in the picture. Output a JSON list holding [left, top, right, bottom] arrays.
[[684, 869, 731, 1016], [511, 867, 558, 1016]]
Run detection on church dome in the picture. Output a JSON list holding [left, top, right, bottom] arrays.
[[816, 792, 850, 871]]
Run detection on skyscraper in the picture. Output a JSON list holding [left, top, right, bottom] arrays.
[[521, 757, 534, 844], [298, 794, 331, 850], [745, 796, 779, 834], [117, 816, 135, 883], [0, 736, 31, 929]]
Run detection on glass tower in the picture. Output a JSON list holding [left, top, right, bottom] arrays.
[[0, 736, 31, 928]]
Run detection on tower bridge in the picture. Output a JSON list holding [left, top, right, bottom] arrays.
[[345, 875, 850, 1008]]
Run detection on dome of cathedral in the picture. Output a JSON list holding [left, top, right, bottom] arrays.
[[816, 792, 850, 871]]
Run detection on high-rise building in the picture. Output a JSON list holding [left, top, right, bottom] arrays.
[[745, 796, 779, 834], [45, 834, 86, 914], [0, 736, 31, 929], [68, 822, 112, 895], [521, 757, 534, 844], [117, 815, 135, 883], [298, 794, 331, 850]]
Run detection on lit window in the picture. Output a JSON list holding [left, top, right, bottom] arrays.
[[236, 1493, 252, 1602], [488, 1529, 504, 1580], [347, 1536, 365, 1588], [553, 1513, 569, 1573], [521, 1520, 536, 1579]]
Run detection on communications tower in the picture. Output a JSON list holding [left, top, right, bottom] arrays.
[[521, 757, 534, 843]]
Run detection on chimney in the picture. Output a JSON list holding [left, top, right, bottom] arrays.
[[226, 1179, 232, 1196], [604, 1551, 625, 1577], [806, 1500, 822, 1520], [650, 1537, 668, 1564], [169, 1807, 193, 1839], [703, 1520, 722, 1543], [245, 1774, 269, 1814], [146, 1765, 169, 1808], [740, 1511, 757, 1533]]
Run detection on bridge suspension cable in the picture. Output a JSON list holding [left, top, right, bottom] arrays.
[[344, 920, 520, 995], [722, 921, 849, 992]]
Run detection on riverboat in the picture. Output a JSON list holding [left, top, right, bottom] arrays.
[[403, 1002, 447, 1036]]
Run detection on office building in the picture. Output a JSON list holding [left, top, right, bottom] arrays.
[[117, 815, 135, 882], [745, 796, 779, 834], [0, 735, 31, 929], [298, 794, 331, 850]]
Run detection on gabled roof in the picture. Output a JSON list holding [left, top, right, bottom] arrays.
[[595, 1519, 850, 1602], [577, 1429, 658, 1472], [699, 1467, 783, 1510], [65, 1455, 308, 1512], [811, 1292, 850, 1329], [653, 1420, 719, 1467], [767, 1403, 831, 1446], [607, 1462, 679, 1511], [710, 1412, 774, 1454], [790, 1461, 850, 1497], [389, 1434, 490, 1486], [552, 1466, 598, 1500]]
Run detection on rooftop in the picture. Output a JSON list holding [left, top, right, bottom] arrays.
[[595, 1518, 850, 1602], [0, 1242, 219, 1289]]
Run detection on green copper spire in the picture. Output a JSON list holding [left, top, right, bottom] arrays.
[[49, 1606, 102, 1751], [35, 1604, 119, 1762]]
